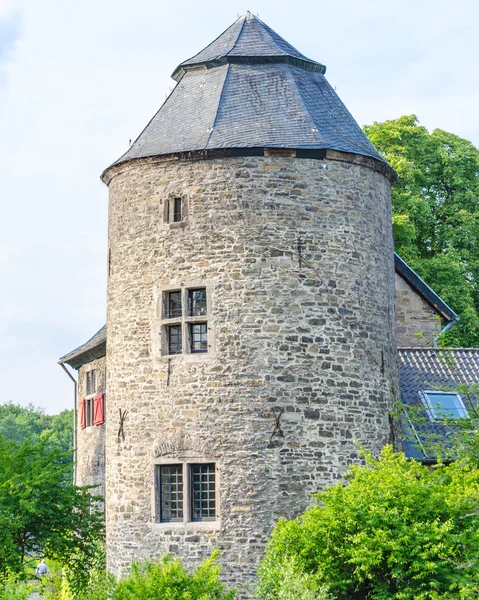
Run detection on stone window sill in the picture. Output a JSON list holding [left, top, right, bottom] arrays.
[[150, 520, 221, 532]]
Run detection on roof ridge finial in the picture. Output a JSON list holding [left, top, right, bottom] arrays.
[[244, 10, 256, 20]]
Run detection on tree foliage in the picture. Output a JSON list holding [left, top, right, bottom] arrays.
[[0, 402, 73, 456], [113, 551, 236, 600], [42, 549, 235, 600], [257, 446, 479, 600], [0, 432, 103, 583], [364, 115, 479, 346]]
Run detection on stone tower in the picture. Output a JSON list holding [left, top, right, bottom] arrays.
[[101, 13, 399, 586]]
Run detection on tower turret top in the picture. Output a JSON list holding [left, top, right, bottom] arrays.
[[102, 14, 388, 180], [171, 12, 326, 82]]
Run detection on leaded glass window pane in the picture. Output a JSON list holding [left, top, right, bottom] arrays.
[[165, 291, 182, 319], [188, 288, 207, 316], [190, 323, 207, 353], [190, 464, 216, 521], [423, 391, 469, 420], [168, 325, 182, 355], [157, 465, 183, 522]]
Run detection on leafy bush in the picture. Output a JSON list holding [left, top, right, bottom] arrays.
[[0, 578, 36, 600], [43, 549, 235, 600], [43, 542, 115, 600], [257, 560, 331, 600], [114, 550, 235, 600], [257, 446, 479, 600]]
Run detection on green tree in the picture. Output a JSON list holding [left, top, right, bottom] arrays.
[[0, 432, 103, 584], [364, 115, 479, 346], [0, 403, 73, 456], [257, 446, 479, 600]]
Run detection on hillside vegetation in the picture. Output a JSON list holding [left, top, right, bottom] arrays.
[[0, 402, 73, 456]]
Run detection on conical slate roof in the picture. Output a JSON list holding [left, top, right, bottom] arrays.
[[171, 11, 326, 81], [105, 13, 385, 174]]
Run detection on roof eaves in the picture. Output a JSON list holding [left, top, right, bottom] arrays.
[[398, 347, 479, 351], [394, 253, 457, 322], [58, 325, 107, 369]]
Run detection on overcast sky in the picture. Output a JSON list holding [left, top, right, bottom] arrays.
[[0, 0, 478, 414]]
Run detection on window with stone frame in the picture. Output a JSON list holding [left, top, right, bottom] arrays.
[[165, 196, 187, 224], [154, 462, 217, 524], [160, 286, 211, 356]]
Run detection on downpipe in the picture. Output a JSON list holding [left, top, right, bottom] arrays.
[[59, 362, 78, 483]]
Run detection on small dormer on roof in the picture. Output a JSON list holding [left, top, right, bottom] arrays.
[[103, 13, 388, 179]]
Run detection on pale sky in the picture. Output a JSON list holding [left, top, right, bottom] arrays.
[[1, 0, 478, 414]]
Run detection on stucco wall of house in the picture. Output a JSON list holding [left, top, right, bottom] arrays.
[[394, 274, 442, 347], [104, 154, 400, 586]]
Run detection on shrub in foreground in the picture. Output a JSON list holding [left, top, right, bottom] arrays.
[[0, 578, 36, 600], [44, 549, 235, 600], [114, 550, 235, 600], [257, 446, 479, 600]]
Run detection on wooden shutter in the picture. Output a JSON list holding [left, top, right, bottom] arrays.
[[79, 398, 86, 429], [93, 393, 105, 426]]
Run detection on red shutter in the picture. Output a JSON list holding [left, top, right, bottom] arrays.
[[93, 393, 105, 426], [79, 398, 86, 429]]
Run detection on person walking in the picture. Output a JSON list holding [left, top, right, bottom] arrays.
[[35, 559, 49, 578]]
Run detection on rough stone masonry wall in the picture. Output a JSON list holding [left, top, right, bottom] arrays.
[[76, 356, 106, 504], [394, 274, 442, 347], [105, 155, 400, 589]]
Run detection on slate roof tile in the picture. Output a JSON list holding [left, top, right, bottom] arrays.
[[178, 12, 320, 72], [398, 348, 479, 461], [58, 325, 106, 369], [104, 12, 387, 175]]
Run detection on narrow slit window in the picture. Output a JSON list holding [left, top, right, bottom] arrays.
[[173, 198, 182, 222], [188, 288, 207, 316], [167, 325, 182, 355], [86, 370, 97, 396], [85, 398, 94, 427], [156, 465, 184, 522], [190, 464, 216, 521], [165, 291, 182, 319], [190, 323, 207, 353]]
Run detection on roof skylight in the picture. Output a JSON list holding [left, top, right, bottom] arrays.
[[421, 391, 469, 421]]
